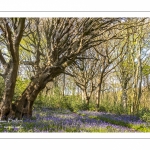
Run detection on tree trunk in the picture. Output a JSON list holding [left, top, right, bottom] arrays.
[[82, 90, 90, 109], [136, 48, 142, 114], [96, 75, 103, 109], [15, 80, 45, 119], [13, 66, 64, 119], [0, 65, 64, 119], [62, 73, 65, 96], [81, 90, 85, 102], [0, 61, 19, 120], [86, 97, 90, 109], [0, 18, 25, 120], [121, 89, 127, 111], [121, 82, 128, 112]]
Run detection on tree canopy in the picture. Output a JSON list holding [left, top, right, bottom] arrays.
[[0, 18, 150, 120]]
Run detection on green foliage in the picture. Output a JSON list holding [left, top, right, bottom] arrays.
[[35, 88, 131, 115], [0, 77, 4, 101], [98, 106, 106, 112], [142, 65, 150, 76], [14, 77, 30, 101], [85, 114, 150, 132], [138, 108, 150, 123], [97, 100, 123, 115], [141, 113, 150, 122], [88, 103, 97, 111], [35, 89, 97, 112], [35, 89, 85, 112]]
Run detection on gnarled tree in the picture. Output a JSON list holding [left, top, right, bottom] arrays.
[[0, 18, 25, 120], [0, 18, 123, 119]]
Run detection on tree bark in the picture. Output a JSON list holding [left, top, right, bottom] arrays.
[[121, 82, 128, 111], [62, 73, 65, 96], [96, 74, 103, 109], [13, 66, 64, 119], [82, 90, 90, 109], [0, 61, 19, 120], [0, 18, 25, 120]]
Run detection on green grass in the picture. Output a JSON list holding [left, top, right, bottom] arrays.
[[83, 114, 150, 132]]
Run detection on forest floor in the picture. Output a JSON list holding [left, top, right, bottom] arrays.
[[0, 107, 150, 132]]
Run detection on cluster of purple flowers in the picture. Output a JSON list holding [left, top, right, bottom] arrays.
[[1, 107, 146, 132], [78, 111, 145, 125], [29, 108, 143, 132]]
